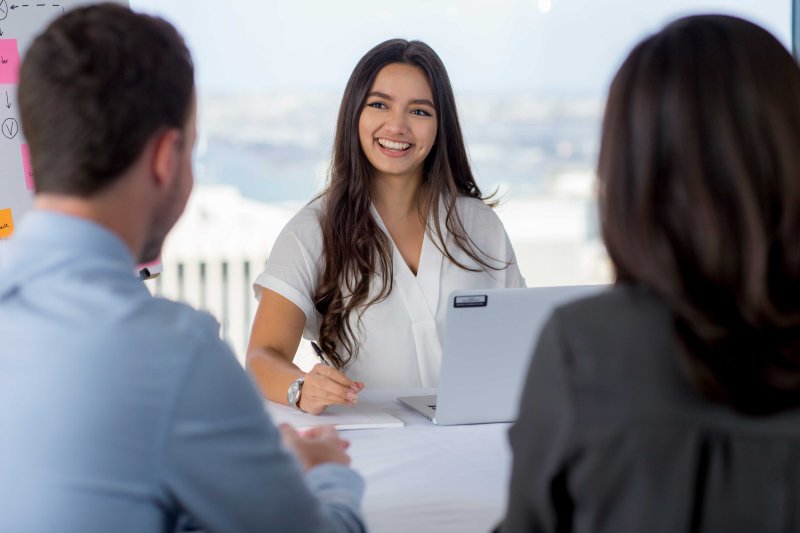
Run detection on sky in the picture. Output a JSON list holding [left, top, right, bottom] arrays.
[[130, 0, 791, 96]]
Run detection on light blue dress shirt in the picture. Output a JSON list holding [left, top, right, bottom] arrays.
[[0, 211, 365, 533]]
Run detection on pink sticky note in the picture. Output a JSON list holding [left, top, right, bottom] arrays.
[[20, 144, 33, 190], [0, 39, 21, 84]]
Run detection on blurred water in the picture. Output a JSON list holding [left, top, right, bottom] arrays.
[[195, 92, 603, 204]]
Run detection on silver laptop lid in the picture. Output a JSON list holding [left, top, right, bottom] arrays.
[[433, 285, 605, 425]]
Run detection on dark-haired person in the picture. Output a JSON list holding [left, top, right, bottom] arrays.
[[247, 39, 525, 415], [0, 4, 365, 532], [496, 14, 800, 533]]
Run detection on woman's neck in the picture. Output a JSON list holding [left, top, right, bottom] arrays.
[[371, 172, 426, 221]]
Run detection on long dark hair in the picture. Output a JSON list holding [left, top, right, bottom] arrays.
[[599, 15, 800, 414], [315, 39, 498, 369]]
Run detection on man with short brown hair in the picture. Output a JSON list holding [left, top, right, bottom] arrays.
[[0, 4, 365, 532]]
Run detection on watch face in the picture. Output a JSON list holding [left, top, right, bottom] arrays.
[[288, 378, 303, 406]]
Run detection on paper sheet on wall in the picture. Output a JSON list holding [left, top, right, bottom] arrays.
[[265, 399, 404, 431]]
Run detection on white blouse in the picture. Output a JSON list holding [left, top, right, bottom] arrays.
[[253, 195, 526, 388]]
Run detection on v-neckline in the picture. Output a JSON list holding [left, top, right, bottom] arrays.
[[370, 204, 427, 278], [370, 204, 444, 316], [369, 203, 446, 386]]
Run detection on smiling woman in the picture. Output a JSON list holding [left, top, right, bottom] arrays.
[[358, 63, 438, 275], [129, 1, 792, 364], [358, 63, 438, 186], [245, 39, 526, 415]]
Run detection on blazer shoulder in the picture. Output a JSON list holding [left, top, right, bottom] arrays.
[[551, 285, 675, 384], [557, 284, 669, 331]]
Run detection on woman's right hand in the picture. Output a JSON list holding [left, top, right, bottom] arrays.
[[299, 363, 365, 415], [247, 289, 365, 414]]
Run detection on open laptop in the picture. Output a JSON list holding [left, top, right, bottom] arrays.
[[398, 285, 605, 425]]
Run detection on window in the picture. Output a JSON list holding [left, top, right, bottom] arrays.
[[131, 0, 793, 360]]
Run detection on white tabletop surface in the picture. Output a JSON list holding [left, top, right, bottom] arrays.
[[346, 388, 512, 533]]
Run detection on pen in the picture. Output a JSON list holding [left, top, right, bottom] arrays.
[[310, 341, 327, 364]]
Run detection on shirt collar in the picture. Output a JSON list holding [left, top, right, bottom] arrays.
[[0, 210, 145, 299], [9, 210, 136, 272]]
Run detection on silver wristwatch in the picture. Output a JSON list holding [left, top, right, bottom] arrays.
[[287, 377, 305, 411]]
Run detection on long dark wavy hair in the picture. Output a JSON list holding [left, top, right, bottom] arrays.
[[315, 39, 499, 369], [599, 15, 800, 414]]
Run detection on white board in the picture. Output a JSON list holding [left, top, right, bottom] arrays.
[[0, 0, 129, 243]]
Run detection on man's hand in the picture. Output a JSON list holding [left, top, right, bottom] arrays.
[[279, 424, 351, 471]]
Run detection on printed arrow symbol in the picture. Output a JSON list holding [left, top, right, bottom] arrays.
[[4, 92, 10, 109]]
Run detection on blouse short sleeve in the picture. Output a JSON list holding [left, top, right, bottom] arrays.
[[455, 197, 527, 289], [253, 202, 323, 337], [502, 230, 526, 288]]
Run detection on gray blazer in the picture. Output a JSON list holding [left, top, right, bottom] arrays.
[[496, 284, 800, 533]]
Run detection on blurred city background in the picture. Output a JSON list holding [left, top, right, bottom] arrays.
[[129, 0, 791, 361]]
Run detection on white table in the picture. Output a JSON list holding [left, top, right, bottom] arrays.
[[345, 388, 512, 533]]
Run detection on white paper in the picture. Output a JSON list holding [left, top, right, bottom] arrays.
[[265, 399, 404, 431]]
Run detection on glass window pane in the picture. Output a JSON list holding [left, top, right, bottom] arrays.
[[131, 0, 791, 355]]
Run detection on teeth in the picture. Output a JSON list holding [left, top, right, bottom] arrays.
[[378, 138, 411, 151]]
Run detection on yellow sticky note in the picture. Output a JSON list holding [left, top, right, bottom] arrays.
[[0, 208, 14, 239]]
